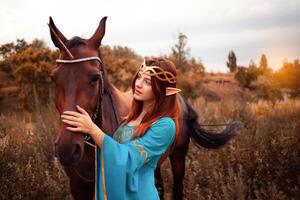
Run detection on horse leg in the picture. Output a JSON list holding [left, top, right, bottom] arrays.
[[155, 167, 165, 199], [169, 143, 189, 200]]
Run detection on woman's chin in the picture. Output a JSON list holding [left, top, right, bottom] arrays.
[[133, 94, 142, 101]]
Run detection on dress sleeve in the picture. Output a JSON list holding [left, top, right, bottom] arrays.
[[95, 117, 175, 200]]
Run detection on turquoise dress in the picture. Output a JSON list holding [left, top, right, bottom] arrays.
[[95, 117, 175, 200]]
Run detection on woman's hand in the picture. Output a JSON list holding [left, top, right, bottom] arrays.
[[61, 105, 99, 135]]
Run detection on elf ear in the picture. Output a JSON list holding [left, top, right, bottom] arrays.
[[166, 87, 181, 96]]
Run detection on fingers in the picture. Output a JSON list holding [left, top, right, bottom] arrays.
[[61, 115, 81, 122], [76, 105, 89, 116], [66, 126, 81, 132], [63, 111, 82, 117], [62, 119, 80, 127]]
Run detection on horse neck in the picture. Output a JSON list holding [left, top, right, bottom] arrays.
[[96, 80, 132, 136]]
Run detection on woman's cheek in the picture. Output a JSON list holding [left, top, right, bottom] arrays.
[[145, 86, 154, 100]]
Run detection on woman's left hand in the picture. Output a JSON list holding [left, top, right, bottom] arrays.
[[61, 105, 98, 135]]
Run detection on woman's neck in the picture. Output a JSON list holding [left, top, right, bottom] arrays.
[[132, 100, 154, 124]]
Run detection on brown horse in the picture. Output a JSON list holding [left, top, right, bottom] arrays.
[[49, 17, 238, 200]]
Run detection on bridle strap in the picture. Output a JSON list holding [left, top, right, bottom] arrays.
[[56, 56, 102, 64], [56, 56, 104, 182], [55, 56, 103, 148]]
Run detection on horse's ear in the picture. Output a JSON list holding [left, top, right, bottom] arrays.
[[89, 16, 107, 49], [48, 17, 68, 49]]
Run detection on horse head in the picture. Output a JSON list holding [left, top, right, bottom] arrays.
[[49, 16, 107, 166]]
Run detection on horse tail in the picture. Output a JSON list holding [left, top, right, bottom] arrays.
[[186, 102, 238, 149]]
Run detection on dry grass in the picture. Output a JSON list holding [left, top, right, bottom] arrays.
[[161, 98, 300, 200], [0, 98, 299, 199], [0, 104, 72, 200]]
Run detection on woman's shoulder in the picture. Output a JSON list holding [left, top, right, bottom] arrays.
[[151, 117, 175, 129]]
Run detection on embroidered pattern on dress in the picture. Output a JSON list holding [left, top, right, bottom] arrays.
[[113, 125, 136, 143], [132, 139, 150, 163]]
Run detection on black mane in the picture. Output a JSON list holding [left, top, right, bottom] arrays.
[[67, 36, 87, 48]]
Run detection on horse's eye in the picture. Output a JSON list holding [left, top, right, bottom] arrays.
[[50, 75, 56, 82], [91, 74, 100, 83]]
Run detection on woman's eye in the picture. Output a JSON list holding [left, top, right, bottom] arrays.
[[145, 80, 151, 85]]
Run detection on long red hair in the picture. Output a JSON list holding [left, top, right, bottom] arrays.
[[122, 57, 181, 151]]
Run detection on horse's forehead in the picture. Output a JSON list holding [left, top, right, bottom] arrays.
[[69, 45, 98, 58]]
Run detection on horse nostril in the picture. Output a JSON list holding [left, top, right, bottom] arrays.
[[72, 144, 82, 161], [74, 144, 80, 155]]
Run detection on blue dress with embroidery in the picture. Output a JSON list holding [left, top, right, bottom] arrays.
[[95, 117, 175, 200]]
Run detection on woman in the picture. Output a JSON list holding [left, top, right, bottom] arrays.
[[61, 57, 182, 200]]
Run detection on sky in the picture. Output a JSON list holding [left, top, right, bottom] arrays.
[[0, 0, 299, 72]]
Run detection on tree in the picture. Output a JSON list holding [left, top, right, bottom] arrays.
[[226, 50, 237, 72], [8, 39, 57, 110], [100, 45, 142, 91], [249, 59, 257, 68], [0, 39, 29, 60], [274, 59, 300, 98], [251, 75, 282, 101], [259, 54, 268, 72], [234, 65, 258, 89], [170, 33, 190, 72]]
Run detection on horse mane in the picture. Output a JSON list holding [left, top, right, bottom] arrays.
[[67, 36, 87, 48], [97, 47, 120, 133]]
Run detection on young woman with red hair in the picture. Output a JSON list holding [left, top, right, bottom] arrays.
[[61, 57, 181, 200]]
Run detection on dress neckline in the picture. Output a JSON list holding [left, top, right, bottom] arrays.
[[125, 124, 137, 128]]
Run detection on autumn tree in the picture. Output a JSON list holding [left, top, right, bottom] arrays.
[[274, 59, 300, 98], [226, 50, 237, 72], [100, 45, 142, 91], [251, 75, 282, 101], [0, 39, 30, 80], [235, 60, 260, 89], [4, 39, 57, 110]]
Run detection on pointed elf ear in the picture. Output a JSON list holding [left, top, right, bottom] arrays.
[[166, 87, 181, 96]]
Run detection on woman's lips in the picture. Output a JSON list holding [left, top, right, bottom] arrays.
[[135, 89, 142, 95]]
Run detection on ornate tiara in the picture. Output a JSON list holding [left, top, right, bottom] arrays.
[[139, 59, 176, 84]]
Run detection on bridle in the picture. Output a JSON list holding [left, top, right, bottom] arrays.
[[56, 56, 104, 148], [56, 56, 104, 182], [49, 24, 107, 182]]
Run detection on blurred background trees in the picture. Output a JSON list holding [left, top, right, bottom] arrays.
[[168, 33, 205, 99], [226, 50, 237, 73], [0, 39, 58, 110], [0, 36, 299, 111], [232, 53, 299, 101]]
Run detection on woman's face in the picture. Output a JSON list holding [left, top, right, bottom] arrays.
[[133, 72, 155, 102]]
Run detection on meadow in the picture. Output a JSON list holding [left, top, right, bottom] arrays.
[[0, 95, 299, 199]]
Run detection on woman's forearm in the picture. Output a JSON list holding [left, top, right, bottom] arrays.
[[90, 125, 105, 148]]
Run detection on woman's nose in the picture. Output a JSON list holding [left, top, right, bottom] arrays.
[[136, 79, 142, 88]]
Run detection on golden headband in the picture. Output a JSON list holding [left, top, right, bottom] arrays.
[[139, 59, 177, 84]]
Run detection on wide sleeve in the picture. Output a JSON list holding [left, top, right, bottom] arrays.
[[95, 117, 175, 200]]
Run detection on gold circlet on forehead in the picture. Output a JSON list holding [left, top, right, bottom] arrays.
[[139, 59, 176, 84]]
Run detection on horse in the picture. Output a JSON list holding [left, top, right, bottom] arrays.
[[49, 16, 238, 200]]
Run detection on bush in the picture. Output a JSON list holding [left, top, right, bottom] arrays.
[[251, 75, 283, 101]]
